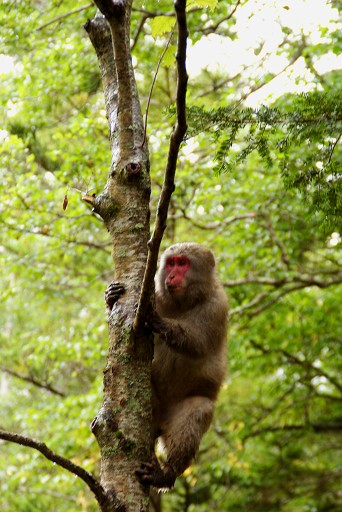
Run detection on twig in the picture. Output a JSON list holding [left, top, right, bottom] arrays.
[[327, 133, 342, 164], [0, 220, 111, 252], [0, 366, 65, 397], [131, 14, 149, 51], [244, 422, 342, 440], [232, 282, 309, 317], [37, 4, 93, 31], [143, 26, 175, 147], [225, 270, 342, 288], [225, 276, 289, 286], [259, 213, 291, 268], [203, 0, 241, 33], [175, 210, 260, 230], [250, 340, 342, 394], [229, 270, 342, 317]]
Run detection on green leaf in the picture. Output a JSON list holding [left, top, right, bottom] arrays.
[[149, 16, 174, 38], [162, 45, 176, 67]]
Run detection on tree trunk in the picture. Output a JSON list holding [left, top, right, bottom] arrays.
[[85, 3, 153, 511]]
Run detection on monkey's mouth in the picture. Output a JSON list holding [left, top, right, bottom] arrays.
[[167, 285, 182, 295]]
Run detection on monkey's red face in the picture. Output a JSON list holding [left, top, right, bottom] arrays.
[[165, 255, 190, 295]]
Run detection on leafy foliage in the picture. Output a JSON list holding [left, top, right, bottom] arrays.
[[186, 89, 342, 229]]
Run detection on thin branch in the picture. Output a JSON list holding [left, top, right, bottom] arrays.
[[0, 429, 108, 509], [130, 6, 174, 51], [229, 270, 342, 317], [131, 7, 173, 18], [229, 284, 304, 317], [250, 340, 342, 394], [195, 37, 308, 104], [231, 290, 270, 317], [244, 422, 342, 440], [203, 0, 241, 33], [239, 37, 307, 102], [259, 213, 291, 268], [0, 220, 111, 252], [134, 0, 188, 331], [299, 380, 342, 402], [0, 366, 65, 397], [198, 70, 241, 99], [174, 210, 261, 230], [328, 133, 342, 164], [37, 4, 94, 31], [143, 26, 175, 146], [280, 348, 342, 394], [225, 270, 342, 288], [131, 13, 149, 51], [225, 276, 289, 286]]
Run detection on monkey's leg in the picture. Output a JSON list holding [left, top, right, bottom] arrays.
[[137, 396, 214, 488], [163, 396, 214, 477]]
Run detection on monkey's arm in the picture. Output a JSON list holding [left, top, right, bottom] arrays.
[[148, 309, 218, 359]]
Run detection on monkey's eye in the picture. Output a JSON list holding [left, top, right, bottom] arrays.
[[168, 258, 175, 266], [178, 258, 187, 266]]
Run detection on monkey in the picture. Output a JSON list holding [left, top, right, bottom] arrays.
[[105, 242, 228, 488]]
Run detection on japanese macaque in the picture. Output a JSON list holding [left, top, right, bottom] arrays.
[[105, 242, 228, 488]]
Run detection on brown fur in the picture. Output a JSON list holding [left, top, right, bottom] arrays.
[[147, 242, 228, 487]]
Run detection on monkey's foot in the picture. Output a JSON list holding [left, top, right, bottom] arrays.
[[136, 455, 176, 489]]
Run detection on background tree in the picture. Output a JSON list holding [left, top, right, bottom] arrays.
[[0, 0, 341, 511]]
